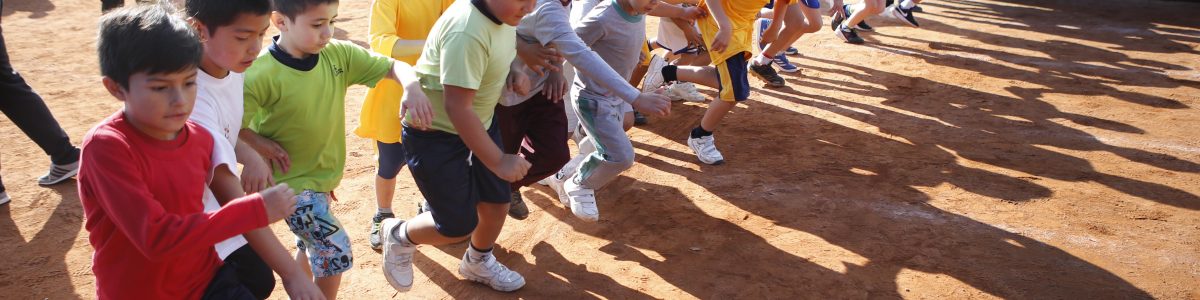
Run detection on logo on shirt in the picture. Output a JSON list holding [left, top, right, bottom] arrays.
[[332, 64, 344, 77]]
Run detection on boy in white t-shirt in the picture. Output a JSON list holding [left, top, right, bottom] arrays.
[[184, 0, 324, 298]]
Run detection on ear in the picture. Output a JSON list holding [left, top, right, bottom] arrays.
[[102, 77, 128, 102], [187, 17, 211, 43], [271, 11, 288, 33]]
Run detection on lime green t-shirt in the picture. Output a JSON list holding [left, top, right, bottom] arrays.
[[243, 39, 393, 192], [412, 0, 517, 134]]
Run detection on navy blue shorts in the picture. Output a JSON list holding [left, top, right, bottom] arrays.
[[402, 124, 511, 238], [766, 0, 820, 9], [376, 141, 408, 179], [716, 53, 752, 102]]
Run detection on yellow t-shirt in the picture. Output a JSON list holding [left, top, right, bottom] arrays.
[[698, 0, 770, 63], [355, 0, 456, 143]]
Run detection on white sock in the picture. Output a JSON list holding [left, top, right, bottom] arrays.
[[392, 222, 415, 247], [378, 207, 393, 215], [467, 244, 492, 263], [901, 0, 916, 9], [754, 53, 772, 65]]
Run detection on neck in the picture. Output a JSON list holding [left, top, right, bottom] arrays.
[[276, 35, 311, 60], [123, 112, 180, 141], [616, 0, 637, 16], [199, 55, 229, 79]]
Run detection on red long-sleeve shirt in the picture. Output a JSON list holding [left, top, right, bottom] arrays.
[[78, 112, 267, 300]]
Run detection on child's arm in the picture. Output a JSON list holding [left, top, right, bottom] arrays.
[[239, 129, 290, 174], [235, 140, 273, 193], [650, 3, 703, 19], [209, 168, 325, 300], [444, 85, 530, 182], [702, 0, 734, 53], [383, 61, 434, 130], [368, 0, 426, 59], [79, 134, 295, 261]]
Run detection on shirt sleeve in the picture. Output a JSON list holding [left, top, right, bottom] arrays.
[[368, 0, 401, 58], [341, 41, 395, 88], [539, 5, 640, 104], [78, 132, 267, 262], [439, 32, 489, 90], [202, 126, 239, 182], [242, 73, 266, 128]]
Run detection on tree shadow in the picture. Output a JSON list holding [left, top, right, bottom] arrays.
[[0, 183, 85, 299], [1, 0, 55, 19]]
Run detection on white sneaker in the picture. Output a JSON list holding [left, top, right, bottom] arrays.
[[0, 192, 10, 206], [642, 54, 667, 92], [666, 82, 706, 102], [459, 250, 526, 292], [549, 171, 570, 205], [563, 176, 599, 222], [688, 134, 726, 165], [381, 218, 417, 292]]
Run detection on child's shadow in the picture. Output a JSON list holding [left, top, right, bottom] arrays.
[[0, 183, 85, 299]]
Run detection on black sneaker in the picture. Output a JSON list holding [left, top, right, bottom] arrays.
[[855, 20, 874, 31], [911, 5, 923, 12], [748, 61, 786, 88], [633, 111, 648, 126], [369, 211, 396, 250], [508, 191, 529, 220], [830, 8, 845, 32], [888, 4, 920, 28], [785, 47, 799, 56], [835, 24, 865, 44]]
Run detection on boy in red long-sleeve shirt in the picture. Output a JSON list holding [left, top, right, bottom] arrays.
[[79, 4, 300, 299]]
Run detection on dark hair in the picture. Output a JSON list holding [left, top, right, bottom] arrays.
[[185, 0, 272, 34], [271, 0, 338, 20], [98, 4, 203, 89]]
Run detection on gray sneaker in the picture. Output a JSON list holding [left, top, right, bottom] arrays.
[[0, 192, 10, 206], [369, 212, 396, 250], [508, 191, 529, 220], [38, 160, 79, 186]]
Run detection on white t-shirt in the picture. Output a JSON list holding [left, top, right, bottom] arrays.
[[193, 70, 249, 260]]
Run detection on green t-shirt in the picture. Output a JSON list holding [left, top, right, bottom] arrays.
[[412, 0, 517, 134], [243, 39, 393, 192]]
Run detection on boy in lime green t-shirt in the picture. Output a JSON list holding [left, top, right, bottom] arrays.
[[238, 0, 433, 298]]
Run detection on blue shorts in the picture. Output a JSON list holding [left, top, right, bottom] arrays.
[[402, 124, 511, 238], [376, 141, 408, 179], [766, 0, 819, 9], [288, 190, 352, 277], [716, 54, 752, 102]]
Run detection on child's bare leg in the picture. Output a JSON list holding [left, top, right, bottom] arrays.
[[675, 66, 720, 88], [315, 274, 341, 300], [700, 100, 737, 131], [845, 0, 885, 26], [469, 202, 509, 250], [762, 5, 821, 57], [295, 250, 313, 278], [375, 176, 395, 211]]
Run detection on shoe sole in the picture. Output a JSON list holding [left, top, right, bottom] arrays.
[[38, 167, 79, 186], [642, 55, 667, 93], [461, 272, 526, 292]]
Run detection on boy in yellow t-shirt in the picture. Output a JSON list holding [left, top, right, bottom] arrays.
[[642, 0, 785, 165], [355, 0, 455, 252]]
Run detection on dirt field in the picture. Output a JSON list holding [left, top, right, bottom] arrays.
[[2, 0, 1199, 298]]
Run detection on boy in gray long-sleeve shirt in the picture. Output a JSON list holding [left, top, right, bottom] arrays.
[[514, 0, 670, 222]]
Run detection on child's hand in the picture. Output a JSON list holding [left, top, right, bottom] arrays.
[[516, 40, 562, 76], [682, 6, 704, 20], [508, 71, 532, 97], [240, 153, 274, 194], [542, 71, 568, 103], [680, 21, 705, 46], [632, 90, 672, 117], [245, 133, 291, 174], [401, 86, 435, 130], [282, 276, 326, 300], [711, 27, 732, 53], [829, 0, 845, 16], [490, 154, 532, 183], [260, 183, 297, 223]]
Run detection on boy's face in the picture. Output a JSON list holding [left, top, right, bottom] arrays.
[[103, 69, 199, 140], [274, 2, 339, 55], [628, 0, 661, 15], [488, 0, 535, 26], [198, 13, 272, 73]]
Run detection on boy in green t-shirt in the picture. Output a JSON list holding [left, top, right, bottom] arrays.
[[380, 0, 535, 293], [238, 0, 433, 298]]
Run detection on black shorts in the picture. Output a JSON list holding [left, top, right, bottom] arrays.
[[402, 123, 511, 238]]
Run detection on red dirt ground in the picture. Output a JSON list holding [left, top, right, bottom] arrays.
[[2, 0, 1198, 298]]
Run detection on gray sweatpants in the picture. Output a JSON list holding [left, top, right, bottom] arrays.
[[562, 93, 634, 190]]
